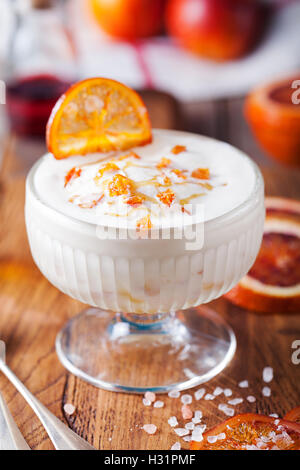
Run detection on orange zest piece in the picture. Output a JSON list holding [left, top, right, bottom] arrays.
[[191, 168, 210, 180], [136, 214, 152, 230], [191, 414, 300, 450], [46, 77, 152, 159], [108, 174, 134, 196], [126, 195, 145, 206], [78, 194, 104, 209], [171, 145, 186, 154], [117, 151, 141, 161], [171, 168, 187, 179], [95, 162, 119, 181], [64, 167, 82, 187], [156, 157, 171, 169], [162, 175, 172, 186], [157, 188, 175, 207]]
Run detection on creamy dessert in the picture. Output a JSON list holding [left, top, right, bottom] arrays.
[[34, 130, 256, 229], [34, 131, 255, 228]]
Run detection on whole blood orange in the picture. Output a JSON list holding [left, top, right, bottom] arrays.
[[224, 197, 300, 313], [90, 0, 165, 40]]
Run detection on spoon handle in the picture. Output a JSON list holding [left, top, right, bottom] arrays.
[[0, 343, 94, 450], [0, 392, 31, 450]]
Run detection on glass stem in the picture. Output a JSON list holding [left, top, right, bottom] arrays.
[[119, 312, 171, 330]]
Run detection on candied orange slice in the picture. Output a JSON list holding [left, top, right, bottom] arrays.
[[171, 145, 186, 154], [46, 77, 152, 159], [157, 188, 175, 207], [108, 174, 134, 196], [191, 168, 210, 180], [64, 167, 82, 187], [225, 197, 300, 313], [190, 414, 300, 450]]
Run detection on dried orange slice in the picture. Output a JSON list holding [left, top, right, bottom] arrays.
[[224, 197, 300, 313], [285, 407, 300, 424], [46, 77, 152, 159], [190, 413, 300, 450]]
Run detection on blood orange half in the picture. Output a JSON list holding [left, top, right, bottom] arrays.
[[225, 197, 300, 313]]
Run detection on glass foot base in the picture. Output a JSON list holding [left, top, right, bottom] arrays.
[[56, 306, 236, 393]]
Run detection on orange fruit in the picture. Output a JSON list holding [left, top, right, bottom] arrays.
[[224, 197, 300, 313], [285, 407, 300, 424], [46, 77, 152, 160], [245, 75, 300, 167], [190, 413, 300, 450], [90, 0, 165, 40]]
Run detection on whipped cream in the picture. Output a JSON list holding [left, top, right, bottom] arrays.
[[33, 130, 256, 227]]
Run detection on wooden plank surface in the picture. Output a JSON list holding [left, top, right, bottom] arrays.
[[0, 93, 299, 450]]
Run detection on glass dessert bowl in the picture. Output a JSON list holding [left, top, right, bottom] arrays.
[[25, 129, 265, 393]]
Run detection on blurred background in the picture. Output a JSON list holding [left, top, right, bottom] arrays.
[[0, 0, 299, 172]]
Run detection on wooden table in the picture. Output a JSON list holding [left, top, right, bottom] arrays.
[[0, 93, 299, 450]]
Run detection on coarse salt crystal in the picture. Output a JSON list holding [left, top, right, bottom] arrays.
[[144, 391, 156, 402], [153, 400, 164, 408], [213, 387, 223, 396], [183, 435, 191, 442], [247, 395, 256, 403], [181, 394, 192, 405], [224, 388, 232, 397], [182, 404, 193, 420], [262, 386, 271, 397], [191, 428, 203, 442], [228, 398, 243, 406], [269, 413, 278, 418], [193, 410, 203, 422], [218, 404, 235, 417], [195, 424, 206, 433], [168, 390, 180, 398], [204, 393, 215, 400], [174, 428, 189, 437], [207, 435, 218, 444], [143, 424, 157, 435], [263, 367, 273, 383], [194, 388, 205, 400], [238, 380, 249, 388], [143, 398, 151, 406], [64, 403, 76, 415], [274, 419, 280, 426], [185, 422, 195, 431], [168, 416, 178, 427], [171, 442, 181, 450], [217, 433, 226, 440]]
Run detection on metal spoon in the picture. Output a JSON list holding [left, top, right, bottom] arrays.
[[0, 392, 31, 450], [0, 341, 95, 450]]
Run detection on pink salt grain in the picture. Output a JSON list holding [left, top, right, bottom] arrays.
[[144, 391, 156, 403], [64, 403, 76, 415], [143, 424, 157, 435], [182, 404, 193, 420]]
